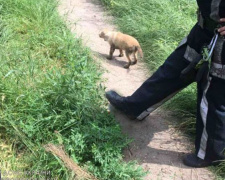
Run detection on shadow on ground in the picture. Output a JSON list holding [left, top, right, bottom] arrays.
[[109, 106, 194, 169]]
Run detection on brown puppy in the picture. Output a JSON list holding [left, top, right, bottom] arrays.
[[99, 29, 143, 69]]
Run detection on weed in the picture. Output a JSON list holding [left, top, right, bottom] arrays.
[[0, 0, 145, 179]]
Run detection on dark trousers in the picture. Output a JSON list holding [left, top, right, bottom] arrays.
[[196, 76, 225, 161], [123, 33, 225, 160], [125, 44, 195, 117]]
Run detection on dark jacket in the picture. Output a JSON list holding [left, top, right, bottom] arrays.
[[197, 0, 225, 21]]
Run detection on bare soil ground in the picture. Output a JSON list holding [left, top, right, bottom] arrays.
[[58, 0, 215, 179]]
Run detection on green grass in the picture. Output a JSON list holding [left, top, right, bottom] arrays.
[[0, 135, 27, 179], [99, 0, 225, 178], [0, 0, 145, 179]]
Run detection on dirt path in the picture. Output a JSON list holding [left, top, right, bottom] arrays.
[[58, 1, 215, 179]]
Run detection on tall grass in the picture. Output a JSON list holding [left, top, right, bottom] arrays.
[[99, 0, 225, 177], [0, 0, 144, 179]]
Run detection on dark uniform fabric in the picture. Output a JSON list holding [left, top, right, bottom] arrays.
[[124, 24, 212, 116], [196, 76, 225, 161], [122, 0, 225, 161], [197, 0, 225, 21]]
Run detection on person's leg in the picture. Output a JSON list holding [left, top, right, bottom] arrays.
[[184, 75, 225, 167], [106, 43, 197, 119], [196, 76, 225, 160]]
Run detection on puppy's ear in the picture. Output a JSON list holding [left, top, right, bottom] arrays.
[[99, 32, 103, 38]]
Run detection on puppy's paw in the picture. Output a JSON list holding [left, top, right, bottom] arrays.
[[107, 56, 113, 60], [131, 61, 137, 65], [123, 64, 130, 69], [118, 54, 124, 57]]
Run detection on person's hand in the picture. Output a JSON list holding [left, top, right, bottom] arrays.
[[218, 18, 225, 36]]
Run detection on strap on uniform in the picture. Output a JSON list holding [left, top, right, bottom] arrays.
[[181, 32, 219, 89]]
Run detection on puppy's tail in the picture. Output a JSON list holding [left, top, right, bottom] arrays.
[[136, 46, 143, 59]]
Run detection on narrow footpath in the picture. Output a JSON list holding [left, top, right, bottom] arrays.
[[58, 0, 215, 179]]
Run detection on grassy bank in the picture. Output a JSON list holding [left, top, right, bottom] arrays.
[[0, 0, 144, 179], [99, 0, 225, 178]]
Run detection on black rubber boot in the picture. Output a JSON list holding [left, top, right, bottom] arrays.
[[105, 90, 137, 120], [183, 153, 218, 168]]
